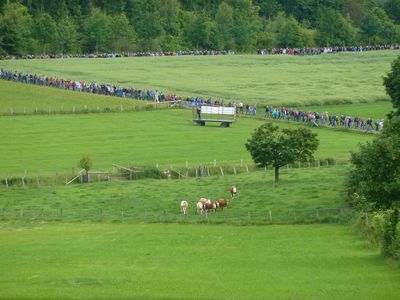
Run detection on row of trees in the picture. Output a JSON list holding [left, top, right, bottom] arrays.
[[1, 0, 400, 56]]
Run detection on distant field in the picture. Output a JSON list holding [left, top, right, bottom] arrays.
[[1, 223, 399, 300], [0, 166, 349, 223], [0, 110, 373, 175], [0, 51, 398, 106], [0, 80, 163, 115]]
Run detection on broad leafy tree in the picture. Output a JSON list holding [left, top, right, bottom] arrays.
[[32, 12, 57, 55], [348, 55, 400, 257], [245, 123, 319, 184], [0, 2, 32, 55]]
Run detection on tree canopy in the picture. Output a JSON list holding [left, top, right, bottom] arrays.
[[245, 123, 319, 184], [0, 0, 400, 55]]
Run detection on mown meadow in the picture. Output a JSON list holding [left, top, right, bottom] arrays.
[[0, 109, 374, 176], [0, 51, 398, 106], [1, 223, 399, 300]]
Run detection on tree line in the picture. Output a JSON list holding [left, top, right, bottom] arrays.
[[1, 0, 400, 56]]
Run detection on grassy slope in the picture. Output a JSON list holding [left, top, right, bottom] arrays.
[[0, 166, 348, 223], [0, 223, 399, 300], [0, 51, 397, 106], [0, 80, 161, 115], [0, 110, 373, 175]]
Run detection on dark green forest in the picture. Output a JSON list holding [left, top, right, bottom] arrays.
[[1, 0, 400, 55]]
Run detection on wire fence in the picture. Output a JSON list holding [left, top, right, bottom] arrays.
[[0, 159, 348, 188], [1, 102, 180, 117], [0, 206, 353, 225]]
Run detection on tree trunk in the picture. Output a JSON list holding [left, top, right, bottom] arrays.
[[274, 166, 279, 184]]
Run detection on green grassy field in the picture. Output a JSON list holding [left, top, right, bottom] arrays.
[[1, 51, 398, 106], [0, 110, 373, 175], [0, 166, 348, 224], [0, 80, 167, 115], [1, 223, 399, 300]]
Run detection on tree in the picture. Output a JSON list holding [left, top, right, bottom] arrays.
[[347, 56, 400, 258], [78, 155, 93, 183], [57, 16, 81, 54], [276, 15, 303, 48], [32, 12, 57, 55], [215, 2, 235, 50], [109, 13, 137, 53], [83, 8, 111, 53], [316, 8, 357, 47], [0, 2, 32, 55], [384, 0, 400, 24], [245, 123, 319, 184], [383, 56, 400, 115]]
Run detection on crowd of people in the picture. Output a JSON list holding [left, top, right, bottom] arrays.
[[0, 68, 384, 132], [257, 44, 400, 56], [0, 50, 235, 61], [1, 44, 399, 61], [264, 106, 384, 131]]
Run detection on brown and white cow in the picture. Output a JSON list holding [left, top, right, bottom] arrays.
[[230, 185, 238, 199], [197, 198, 212, 214], [218, 198, 229, 210], [180, 200, 189, 215]]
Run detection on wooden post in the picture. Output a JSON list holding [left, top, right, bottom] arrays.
[[214, 159, 216, 167], [21, 176, 25, 186], [36, 176, 40, 186], [246, 165, 249, 173], [220, 167, 224, 176], [144, 209, 147, 222], [316, 209, 320, 221], [41, 208, 44, 220], [60, 208, 63, 220], [233, 167, 237, 175], [248, 211, 251, 224], [20, 208, 23, 220], [5, 177, 8, 188], [121, 210, 124, 223], [269, 210, 272, 224]]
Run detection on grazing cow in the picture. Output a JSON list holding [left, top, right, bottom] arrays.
[[197, 198, 212, 214], [180, 200, 189, 215], [218, 198, 229, 210], [204, 201, 219, 213], [197, 201, 205, 214], [230, 185, 238, 199]]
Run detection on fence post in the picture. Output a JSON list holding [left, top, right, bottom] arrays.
[[316, 209, 320, 221], [41, 208, 44, 220], [5, 177, 8, 188], [248, 211, 251, 224], [214, 159, 217, 167], [246, 165, 249, 173], [121, 210, 124, 223], [240, 159, 243, 167], [60, 208, 63, 220], [293, 209, 297, 222], [269, 210, 272, 224], [219, 167, 224, 176], [233, 167, 237, 175], [20, 208, 23, 221], [36, 176, 40, 186]]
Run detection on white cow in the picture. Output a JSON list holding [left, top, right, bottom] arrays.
[[180, 200, 189, 215], [197, 198, 211, 214]]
